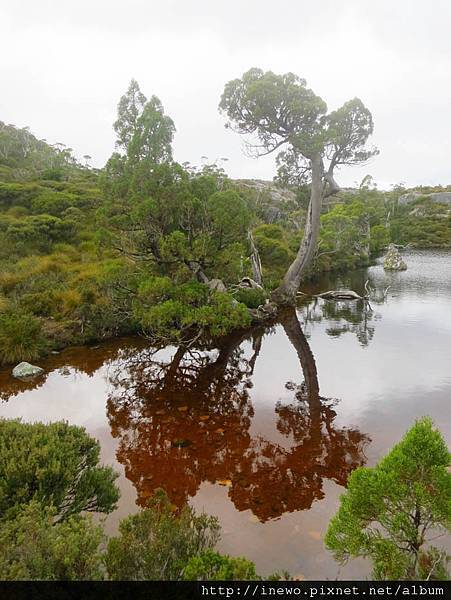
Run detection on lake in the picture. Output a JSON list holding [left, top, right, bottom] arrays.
[[1, 249, 450, 579]]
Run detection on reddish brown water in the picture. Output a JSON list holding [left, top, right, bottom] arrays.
[[1, 250, 450, 579]]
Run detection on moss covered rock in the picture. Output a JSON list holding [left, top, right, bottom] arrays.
[[383, 244, 407, 271], [12, 361, 44, 379]]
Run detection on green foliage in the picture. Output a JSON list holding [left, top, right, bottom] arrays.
[[316, 201, 371, 273], [112, 79, 175, 165], [0, 181, 42, 209], [325, 418, 451, 580], [103, 163, 251, 287], [1, 213, 76, 253], [41, 167, 65, 181], [369, 224, 390, 253], [134, 278, 251, 342], [127, 96, 175, 164], [113, 78, 147, 150], [105, 489, 220, 580], [220, 68, 377, 184], [390, 205, 451, 248], [233, 287, 267, 309], [30, 189, 76, 216], [253, 224, 285, 240], [220, 69, 327, 159], [0, 309, 47, 365], [326, 99, 377, 165], [183, 549, 258, 581], [0, 419, 120, 521], [253, 224, 295, 285], [0, 501, 104, 580]]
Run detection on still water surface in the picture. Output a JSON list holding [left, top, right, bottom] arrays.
[[1, 250, 450, 579]]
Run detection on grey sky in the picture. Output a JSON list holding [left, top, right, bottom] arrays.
[[1, 0, 450, 189]]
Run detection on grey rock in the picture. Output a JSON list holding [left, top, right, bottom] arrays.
[[12, 361, 44, 379], [208, 278, 227, 293], [383, 244, 407, 271], [429, 192, 451, 205], [238, 277, 264, 291], [235, 179, 297, 223], [399, 191, 451, 206], [398, 192, 423, 205]]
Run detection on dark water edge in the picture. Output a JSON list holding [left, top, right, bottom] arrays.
[[0, 249, 450, 579]]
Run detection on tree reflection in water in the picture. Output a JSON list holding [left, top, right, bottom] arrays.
[[106, 309, 370, 522]]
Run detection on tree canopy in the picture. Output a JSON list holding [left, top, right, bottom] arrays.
[[220, 68, 377, 181], [112, 78, 175, 164], [325, 417, 451, 580], [220, 68, 378, 302]]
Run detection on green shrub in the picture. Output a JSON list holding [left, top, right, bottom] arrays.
[[183, 550, 258, 580], [0, 501, 104, 580], [4, 214, 77, 253], [253, 224, 285, 240], [0, 419, 120, 521], [30, 190, 76, 216], [0, 182, 42, 210], [40, 168, 64, 181], [233, 287, 267, 308], [105, 489, 220, 580], [370, 224, 390, 253], [134, 279, 251, 342], [325, 418, 451, 580], [0, 310, 47, 365]]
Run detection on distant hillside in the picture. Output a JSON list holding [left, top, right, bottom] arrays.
[[0, 120, 93, 183]]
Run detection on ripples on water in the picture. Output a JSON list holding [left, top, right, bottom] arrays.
[[0, 250, 450, 579]]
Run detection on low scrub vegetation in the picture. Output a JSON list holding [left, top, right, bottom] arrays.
[[0, 417, 448, 580]]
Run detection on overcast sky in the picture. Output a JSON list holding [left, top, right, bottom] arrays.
[[1, 0, 450, 189]]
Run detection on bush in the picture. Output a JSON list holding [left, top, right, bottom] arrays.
[[233, 287, 267, 309], [0, 310, 47, 365], [325, 418, 451, 580], [134, 279, 251, 342], [30, 190, 76, 216], [0, 501, 104, 580], [0, 419, 120, 522], [183, 550, 258, 580], [105, 489, 220, 580], [40, 168, 64, 181], [4, 214, 77, 253], [370, 224, 390, 253]]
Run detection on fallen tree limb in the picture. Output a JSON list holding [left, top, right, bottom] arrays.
[[313, 290, 363, 300], [296, 279, 377, 301]]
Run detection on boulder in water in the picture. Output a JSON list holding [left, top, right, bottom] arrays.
[[383, 244, 407, 271], [12, 361, 44, 380]]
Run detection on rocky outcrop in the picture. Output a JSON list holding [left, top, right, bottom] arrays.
[[12, 361, 44, 380], [235, 179, 297, 204], [383, 244, 407, 271], [398, 191, 451, 206], [429, 192, 451, 204], [234, 179, 298, 223]]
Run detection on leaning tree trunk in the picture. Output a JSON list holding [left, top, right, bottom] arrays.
[[271, 154, 324, 306]]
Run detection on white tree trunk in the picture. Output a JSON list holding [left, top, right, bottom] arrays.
[[271, 154, 323, 305]]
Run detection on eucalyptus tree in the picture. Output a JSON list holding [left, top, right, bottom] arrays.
[[113, 78, 147, 151], [220, 68, 378, 304], [109, 79, 175, 169]]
